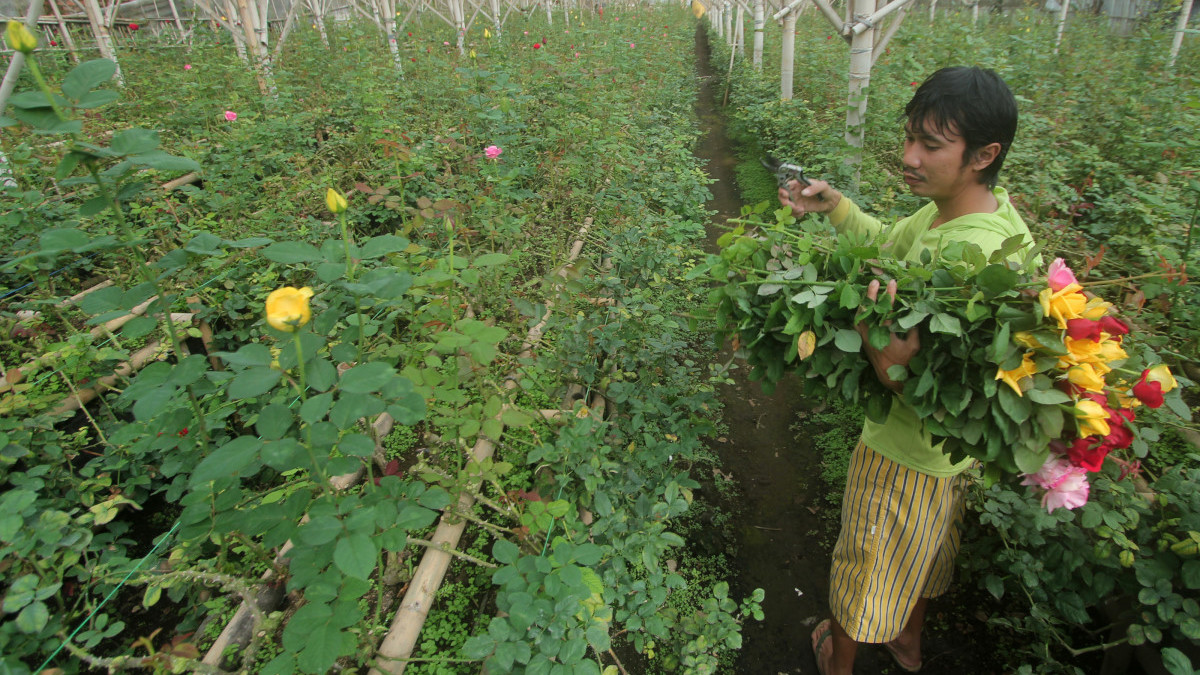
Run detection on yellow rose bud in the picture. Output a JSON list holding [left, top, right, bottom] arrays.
[[1067, 363, 1106, 393], [325, 188, 348, 214], [1012, 331, 1043, 350], [7, 21, 38, 54], [1146, 364, 1178, 393], [469, 48, 477, 59], [1074, 399, 1111, 438], [265, 286, 314, 332], [995, 352, 1037, 395], [484, 28, 491, 38], [1038, 283, 1087, 329]]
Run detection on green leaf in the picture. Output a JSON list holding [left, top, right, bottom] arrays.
[[110, 128, 160, 155], [985, 574, 1004, 600], [185, 232, 224, 255], [263, 241, 323, 264], [339, 433, 375, 458], [62, 59, 118, 100], [339, 362, 396, 394], [255, 404, 293, 441], [130, 150, 201, 172], [228, 367, 282, 400], [500, 407, 534, 428], [360, 234, 410, 259], [1026, 387, 1071, 405], [975, 264, 1019, 297], [39, 228, 89, 253], [300, 392, 334, 424], [219, 343, 273, 367], [1161, 648, 1195, 675], [333, 534, 376, 580], [16, 601, 49, 633], [74, 89, 120, 109], [833, 329, 862, 353], [190, 436, 262, 485], [839, 283, 861, 309], [493, 539, 520, 565], [473, 252, 510, 267], [1181, 561, 1200, 590], [929, 313, 963, 336]]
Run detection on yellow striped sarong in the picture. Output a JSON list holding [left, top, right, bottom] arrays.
[[828, 441, 966, 643]]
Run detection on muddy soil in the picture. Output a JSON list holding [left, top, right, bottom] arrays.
[[692, 25, 1009, 675]]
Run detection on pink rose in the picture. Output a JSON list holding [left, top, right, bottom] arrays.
[[1021, 456, 1090, 513], [484, 145, 502, 160], [184, 64, 192, 70], [224, 110, 237, 121], [1047, 257, 1078, 292]]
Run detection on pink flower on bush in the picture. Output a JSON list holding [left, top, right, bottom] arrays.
[[224, 110, 237, 121], [484, 145, 502, 160], [1047, 257, 1078, 292], [443, 41, 450, 45], [1022, 455, 1090, 513], [184, 64, 192, 70], [629, 42, 635, 48]]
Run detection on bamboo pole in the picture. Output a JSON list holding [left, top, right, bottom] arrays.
[[1168, 0, 1193, 69], [81, 0, 125, 84], [1053, 0, 1069, 54], [779, 8, 796, 100], [847, 0, 912, 35], [870, 2, 906, 66], [47, 0, 81, 63], [752, 0, 763, 70], [735, 3, 744, 55], [844, 0, 878, 178], [0, 0, 45, 192]]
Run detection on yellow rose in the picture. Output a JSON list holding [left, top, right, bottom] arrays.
[[265, 286, 314, 332], [1083, 296, 1113, 320], [1038, 283, 1087, 329], [1058, 336, 1103, 369], [1096, 336, 1127, 365], [484, 27, 491, 38], [1067, 363, 1106, 393], [1074, 399, 1111, 438], [995, 352, 1037, 395], [6, 21, 37, 53], [326, 188, 348, 214], [1146, 364, 1178, 393]]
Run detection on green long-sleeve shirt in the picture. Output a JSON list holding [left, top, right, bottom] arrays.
[[828, 187, 1036, 476]]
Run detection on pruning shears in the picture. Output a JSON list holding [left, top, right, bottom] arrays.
[[761, 155, 822, 200]]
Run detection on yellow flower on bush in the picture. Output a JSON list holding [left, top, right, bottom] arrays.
[[265, 286, 314, 332], [996, 352, 1037, 395], [1012, 331, 1043, 350], [1097, 336, 1127, 365], [1074, 399, 1111, 437], [1058, 336, 1102, 369], [326, 188, 348, 214], [1067, 363, 1106, 393], [1039, 283, 1087, 329], [6, 21, 37, 54]]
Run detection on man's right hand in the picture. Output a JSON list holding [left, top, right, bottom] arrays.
[[778, 179, 842, 219]]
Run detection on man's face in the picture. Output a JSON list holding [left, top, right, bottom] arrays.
[[901, 118, 977, 201]]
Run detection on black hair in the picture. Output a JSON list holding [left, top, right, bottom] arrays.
[[904, 66, 1018, 189]]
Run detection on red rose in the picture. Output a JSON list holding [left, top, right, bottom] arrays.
[[1132, 370, 1165, 408], [533, 42, 541, 49], [129, 23, 139, 30], [50, 40, 58, 46], [1066, 318, 1102, 341], [1099, 316, 1129, 336], [1067, 437, 1109, 472]]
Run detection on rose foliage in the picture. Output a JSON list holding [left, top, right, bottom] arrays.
[[698, 203, 1192, 487]]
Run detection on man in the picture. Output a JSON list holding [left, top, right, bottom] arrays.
[[777, 66, 1035, 675]]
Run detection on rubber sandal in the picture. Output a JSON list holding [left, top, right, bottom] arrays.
[[883, 639, 922, 673], [811, 619, 833, 675]]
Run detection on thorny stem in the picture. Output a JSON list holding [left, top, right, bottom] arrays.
[[338, 211, 367, 363], [61, 641, 231, 674], [292, 329, 327, 485], [405, 537, 498, 568], [59, 371, 109, 445]]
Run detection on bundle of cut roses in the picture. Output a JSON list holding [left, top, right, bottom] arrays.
[[699, 204, 1191, 511]]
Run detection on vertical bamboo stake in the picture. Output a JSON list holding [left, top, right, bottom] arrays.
[[928, 0, 936, 21], [735, 4, 744, 55], [844, 0, 878, 177], [489, 0, 501, 39], [971, 0, 978, 24], [234, 0, 273, 96], [308, 0, 331, 47], [1168, 0, 1194, 69], [47, 0, 81, 63], [224, 0, 251, 60], [780, 9, 796, 100], [452, 0, 466, 53], [82, 0, 125, 85], [0, 0, 46, 189], [753, 0, 763, 69], [544, 0, 553, 26], [379, 0, 405, 74], [165, 0, 186, 38], [1053, 0, 1069, 54], [563, 0, 570, 29], [724, 1, 732, 46]]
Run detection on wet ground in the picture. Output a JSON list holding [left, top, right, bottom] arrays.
[[691, 25, 989, 675]]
